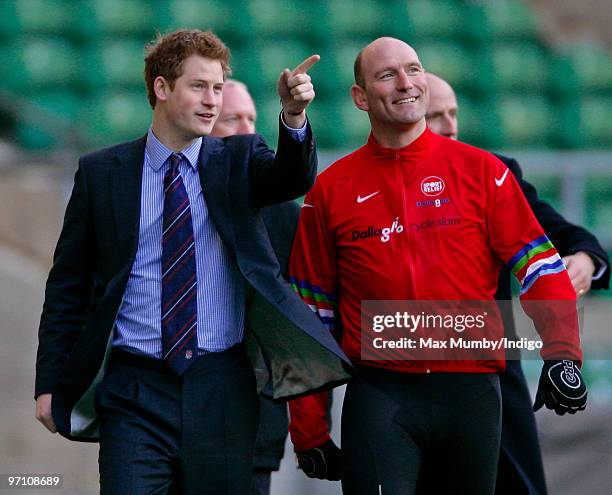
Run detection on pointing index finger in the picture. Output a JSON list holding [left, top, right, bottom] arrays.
[[291, 54, 320, 75]]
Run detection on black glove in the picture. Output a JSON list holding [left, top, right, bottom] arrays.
[[533, 360, 587, 415], [296, 439, 342, 480]]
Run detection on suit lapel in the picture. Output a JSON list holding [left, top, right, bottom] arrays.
[[111, 136, 146, 258], [198, 137, 236, 249]]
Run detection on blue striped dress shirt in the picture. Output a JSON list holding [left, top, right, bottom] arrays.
[[113, 130, 245, 356]]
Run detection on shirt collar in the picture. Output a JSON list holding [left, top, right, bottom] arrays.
[[145, 128, 202, 171]]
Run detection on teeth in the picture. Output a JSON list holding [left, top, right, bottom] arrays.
[[396, 97, 417, 104]]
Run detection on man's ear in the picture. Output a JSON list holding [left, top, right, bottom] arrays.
[[154, 76, 171, 103], [351, 84, 369, 112]]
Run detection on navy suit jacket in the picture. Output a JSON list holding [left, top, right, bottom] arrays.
[[36, 122, 350, 441]]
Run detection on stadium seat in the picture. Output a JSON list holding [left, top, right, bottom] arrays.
[[455, 95, 503, 149], [81, 39, 146, 89], [555, 44, 612, 94], [236, 40, 312, 95], [16, 90, 81, 149], [326, 0, 407, 39], [80, 90, 151, 143], [165, 0, 251, 44], [338, 96, 371, 148], [407, 0, 468, 40], [73, 0, 156, 38], [416, 41, 473, 90], [0, 37, 79, 91], [585, 176, 612, 232], [314, 40, 368, 98], [0, 0, 75, 37], [498, 95, 553, 147], [527, 174, 563, 211], [579, 97, 612, 147], [491, 42, 550, 92], [248, 0, 321, 41], [481, 0, 538, 40]]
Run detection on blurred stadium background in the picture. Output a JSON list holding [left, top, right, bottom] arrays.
[[0, 0, 610, 493]]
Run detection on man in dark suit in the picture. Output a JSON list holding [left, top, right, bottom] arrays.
[[211, 79, 298, 495], [425, 72, 610, 495], [34, 29, 349, 495]]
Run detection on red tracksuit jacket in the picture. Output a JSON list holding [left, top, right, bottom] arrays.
[[288, 128, 581, 450]]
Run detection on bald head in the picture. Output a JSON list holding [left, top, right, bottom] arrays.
[[425, 73, 458, 140], [211, 80, 257, 137], [354, 37, 421, 88], [351, 37, 429, 148]]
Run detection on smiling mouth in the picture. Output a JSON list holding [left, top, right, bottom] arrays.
[[196, 112, 215, 119], [393, 96, 418, 104]]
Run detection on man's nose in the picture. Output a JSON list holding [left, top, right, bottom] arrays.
[[442, 114, 457, 137], [202, 87, 216, 106], [237, 118, 254, 134], [396, 69, 413, 90]]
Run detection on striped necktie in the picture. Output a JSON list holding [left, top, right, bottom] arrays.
[[161, 153, 198, 374]]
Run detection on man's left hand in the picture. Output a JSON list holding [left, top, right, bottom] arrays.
[[277, 54, 320, 128], [562, 251, 595, 297], [533, 360, 587, 415]]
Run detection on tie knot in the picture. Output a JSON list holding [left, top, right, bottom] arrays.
[[170, 153, 182, 172]]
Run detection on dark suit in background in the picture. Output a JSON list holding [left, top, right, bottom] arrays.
[[494, 154, 610, 495]]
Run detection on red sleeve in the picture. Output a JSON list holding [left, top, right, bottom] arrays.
[[287, 180, 338, 450], [289, 391, 331, 451], [485, 155, 581, 362]]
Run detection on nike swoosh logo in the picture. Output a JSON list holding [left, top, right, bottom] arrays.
[[495, 169, 509, 187], [357, 191, 380, 203], [302, 203, 314, 208]]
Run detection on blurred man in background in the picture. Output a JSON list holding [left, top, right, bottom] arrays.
[[424, 72, 610, 495], [211, 79, 298, 495]]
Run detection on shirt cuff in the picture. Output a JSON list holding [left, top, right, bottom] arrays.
[[280, 112, 308, 143], [589, 253, 608, 281]]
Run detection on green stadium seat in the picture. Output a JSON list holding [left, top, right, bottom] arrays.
[[80, 90, 151, 143], [585, 176, 612, 232], [455, 95, 503, 149], [0, 37, 79, 91], [555, 44, 612, 94], [498, 95, 553, 147], [407, 0, 468, 40], [81, 39, 146, 89], [326, 0, 408, 39], [236, 40, 312, 95], [253, 92, 282, 146], [304, 96, 359, 150], [338, 96, 370, 148], [16, 90, 81, 149], [491, 42, 550, 92], [415, 41, 475, 92], [248, 0, 321, 41], [482, 0, 538, 40], [73, 0, 157, 39], [314, 40, 366, 98], [1, 0, 75, 36], [526, 174, 563, 211], [579, 97, 612, 147], [165, 0, 251, 44]]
